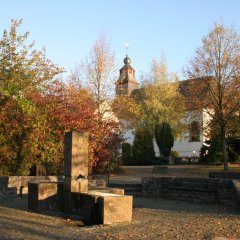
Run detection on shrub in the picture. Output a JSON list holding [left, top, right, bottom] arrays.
[[122, 142, 133, 165], [132, 128, 155, 165], [106, 156, 122, 175], [170, 150, 179, 158], [227, 138, 240, 163], [155, 122, 174, 157]]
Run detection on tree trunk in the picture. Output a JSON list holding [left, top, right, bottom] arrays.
[[221, 128, 228, 171]]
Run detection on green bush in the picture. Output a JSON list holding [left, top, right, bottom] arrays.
[[106, 156, 122, 175], [122, 142, 133, 165], [200, 137, 240, 165], [228, 147, 240, 163], [155, 122, 174, 157], [132, 128, 155, 165], [199, 141, 209, 163], [206, 137, 222, 163], [170, 150, 179, 158], [227, 138, 240, 163]]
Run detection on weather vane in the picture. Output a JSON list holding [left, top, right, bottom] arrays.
[[124, 42, 129, 55]]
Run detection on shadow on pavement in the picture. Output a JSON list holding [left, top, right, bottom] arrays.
[[0, 196, 28, 211]]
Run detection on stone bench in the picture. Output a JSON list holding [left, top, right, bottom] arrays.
[[78, 191, 132, 225], [89, 187, 124, 195], [28, 181, 64, 212], [28, 181, 132, 224]]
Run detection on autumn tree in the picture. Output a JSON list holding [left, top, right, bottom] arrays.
[[139, 58, 185, 134], [0, 20, 122, 176], [0, 19, 62, 175], [76, 33, 115, 117], [185, 23, 240, 171], [112, 94, 141, 130], [68, 34, 122, 174], [29, 82, 97, 174]]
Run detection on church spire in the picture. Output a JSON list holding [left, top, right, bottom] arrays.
[[115, 53, 139, 96], [124, 55, 131, 65]]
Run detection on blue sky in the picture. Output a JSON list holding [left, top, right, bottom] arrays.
[[1, 0, 240, 80]]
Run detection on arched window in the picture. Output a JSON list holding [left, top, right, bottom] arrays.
[[189, 121, 200, 142]]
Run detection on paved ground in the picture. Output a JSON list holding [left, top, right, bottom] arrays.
[[1, 165, 240, 239], [0, 196, 240, 240]]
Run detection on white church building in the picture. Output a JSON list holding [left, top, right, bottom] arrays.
[[115, 55, 209, 157]]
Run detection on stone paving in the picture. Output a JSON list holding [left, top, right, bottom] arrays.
[[0, 197, 240, 240]]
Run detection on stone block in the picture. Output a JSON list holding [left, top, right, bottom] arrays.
[[28, 181, 63, 212], [28, 182, 39, 211], [89, 188, 125, 195], [99, 194, 133, 224], [64, 131, 88, 178], [63, 192, 72, 213], [77, 192, 132, 224]]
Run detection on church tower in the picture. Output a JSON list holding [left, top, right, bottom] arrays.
[[116, 55, 139, 96]]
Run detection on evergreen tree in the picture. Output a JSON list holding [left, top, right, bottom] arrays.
[[121, 142, 133, 165], [155, 122, 174, 157], [132, 128, 155, 165]]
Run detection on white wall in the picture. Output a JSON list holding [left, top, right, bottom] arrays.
[[122, 109, 208, 157]]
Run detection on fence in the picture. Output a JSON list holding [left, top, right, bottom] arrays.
[[155, 156, 199, 165]]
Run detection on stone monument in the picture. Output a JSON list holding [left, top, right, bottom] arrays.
[[64, 131, 89, 193], [28, 130, 133, 224]]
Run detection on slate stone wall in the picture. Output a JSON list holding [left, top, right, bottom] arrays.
[[209, 171, 240, 179], [142, 177, 240, 208], [0, 175, 107, 199], [0, 176, 63, 200], [232, 180, 240, 208]]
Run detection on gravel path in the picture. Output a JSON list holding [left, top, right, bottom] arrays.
[[0, 197, 240, 240]]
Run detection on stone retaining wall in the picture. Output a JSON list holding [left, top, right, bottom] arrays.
[[209, 171, 240, 179], [0, 175, 107, 199], [152, 166, 168, 173], [142, 177, 240, 208], [0, 176, 63, 199], [232, 180, 240, 208]]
